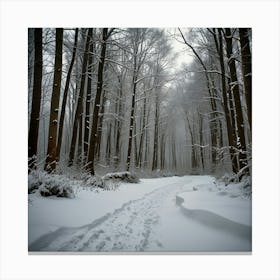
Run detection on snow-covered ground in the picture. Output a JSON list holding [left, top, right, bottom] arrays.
[[28, 175, 251, 252]]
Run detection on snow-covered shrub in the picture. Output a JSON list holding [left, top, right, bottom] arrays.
[[215, 173, 252, 200], [239, 175, 252, 199], [28, 170, 44, 194], [85, 176, 106, 189], [39, 183, 74, 198], [103, 180, 120, 191], [28, 170, 74, 198], [84, 175, 120, 191], [217, 173, 236, 186], [102, 171, 140, 183], [217, 171, 252, 186], [28, 179, 41, 194], [161, 172, 173, 178]]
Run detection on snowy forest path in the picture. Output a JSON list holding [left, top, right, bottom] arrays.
[[29, 177, 196, 252]]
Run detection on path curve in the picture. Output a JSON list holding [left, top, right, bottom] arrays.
[[29, 178, 192, 252]]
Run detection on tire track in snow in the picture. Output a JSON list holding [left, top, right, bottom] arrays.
[[29, 178, 193, 252]]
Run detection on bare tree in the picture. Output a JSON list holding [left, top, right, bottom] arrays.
[[68, 28, 91, 166], [239, 28, 252, 130], [56, 28, 79, 161], [45, 28, 63, 172], [224, 28, 247, 172], [87, 28, 114, 175], [28, 28, 42, 170], [215, 28, 238, 173], [83, 28, 94, 160], [126, 29, 142, 171]]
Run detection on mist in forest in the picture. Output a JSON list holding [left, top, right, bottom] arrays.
[[28, 28, 252, 253], [28, 28, 251, 178]]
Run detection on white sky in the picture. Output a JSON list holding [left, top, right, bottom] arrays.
[[171, 35, 194, 67], [164, 28, 194, 74]]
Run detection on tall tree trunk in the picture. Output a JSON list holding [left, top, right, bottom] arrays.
[[172, 136, 177, 171], [115, 121, 121, 166], [77, 112, 83, 164], [192, 118, 199, 170], [185, 114, 197, 171], [227, 75, 238, 156], [56, 28, 79, 161], [95, 92, 106, 160], [160, 133, 165, 170], [137, 93, 147, 167], [87, 28, 109, 175], [152, 93, 159, 171], [126, 61, 138, 171], [106, 123, 112, 165], [114, 76, 123, 166], [239, 28, 252, 130], [134, 121, 138, 167], [68, 29, 91, 166], [225, 28, 247, 171], [45, 28, 63, 172], [216, 28, 238, 173], [84, 29, 94, 160], [144, 127, 149, 169], [28, 28, 42, 170], [199, 113, 204, 171]]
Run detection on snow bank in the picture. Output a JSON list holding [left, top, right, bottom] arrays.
[[175, 181, 252, 247], [176, 190, 251, 226]]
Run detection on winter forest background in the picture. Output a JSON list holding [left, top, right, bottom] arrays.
[[1, 0, 279, 274], [27, 28, 252, 252], [28, 28, 252, 178]]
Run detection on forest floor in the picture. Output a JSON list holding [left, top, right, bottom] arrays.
[[28, 175, 251, 252]]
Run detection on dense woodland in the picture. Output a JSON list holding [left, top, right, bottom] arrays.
[[28, 28, 252, 180]]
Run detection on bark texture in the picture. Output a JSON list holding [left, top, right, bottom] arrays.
[[239, 28, 252, 130], [45, 28, 63, 172], [225, 28, 247, 171], [28, 28, 42, 170], [87, 28, 109, 175]]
